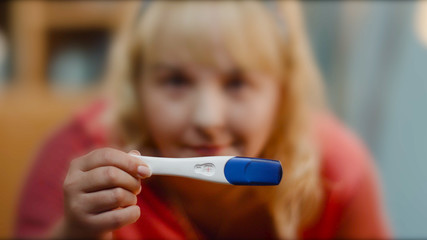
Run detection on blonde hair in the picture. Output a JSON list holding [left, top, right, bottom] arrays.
[[107, 1, 324, 238]]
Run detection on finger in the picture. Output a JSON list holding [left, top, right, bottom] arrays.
[[78, 148, 148, 178], [80, 166, 141, 193], [81, 188, 137, 214], [128, 150, 152, 178], [136, 185, 142, 195], [128, 150, 141, 156], [89, 205, 141, 232]]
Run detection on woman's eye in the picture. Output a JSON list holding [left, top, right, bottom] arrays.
[[164, 72, 190, 88], [225, 72, 248, 92]]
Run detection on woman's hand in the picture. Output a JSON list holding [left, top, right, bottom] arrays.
[[59, 148, 151, 239]]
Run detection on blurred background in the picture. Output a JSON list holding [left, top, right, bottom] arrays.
[[0, 1, 426, 238]]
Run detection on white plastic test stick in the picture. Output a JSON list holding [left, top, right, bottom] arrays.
[[134, 155, 282, 186]]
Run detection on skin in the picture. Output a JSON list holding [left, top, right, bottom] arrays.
[[138, 53, 283, 237], [140, 60, 281, 159], [51, 148, 151, 239]]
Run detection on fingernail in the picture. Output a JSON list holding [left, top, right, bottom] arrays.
[[137, 166, 152, 178], [129, 150, 141, 156]]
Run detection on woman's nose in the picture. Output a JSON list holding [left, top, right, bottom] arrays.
[[191, 85, 225, 137]]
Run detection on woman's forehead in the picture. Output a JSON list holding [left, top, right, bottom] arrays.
[[141, 5, 227, 67], [145, 40, 237, 75]]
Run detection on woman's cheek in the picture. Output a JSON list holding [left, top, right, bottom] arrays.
[[229, 92, 279, 157], [142, 91, 190, 150]]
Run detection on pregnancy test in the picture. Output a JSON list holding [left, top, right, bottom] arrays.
[[134, 155, 282, 185]]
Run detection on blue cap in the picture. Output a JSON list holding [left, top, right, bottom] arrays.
[[224, 157, 282, 185]]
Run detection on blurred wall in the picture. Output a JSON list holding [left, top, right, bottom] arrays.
[[303, 1, 427, 238]]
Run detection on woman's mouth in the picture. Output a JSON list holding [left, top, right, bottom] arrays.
[[188, 145, 226, 156]]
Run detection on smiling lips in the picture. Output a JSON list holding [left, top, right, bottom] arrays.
[[189, 145, 227, 156]]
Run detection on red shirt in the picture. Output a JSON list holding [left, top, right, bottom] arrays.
[[14, 101, 391, 239]]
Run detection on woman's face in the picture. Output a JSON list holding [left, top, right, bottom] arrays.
[[139, 50, 282, 158]]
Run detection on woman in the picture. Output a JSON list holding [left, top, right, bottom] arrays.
[[15, 1, 391, 239]]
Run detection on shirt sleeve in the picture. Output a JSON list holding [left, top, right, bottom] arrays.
[[336, 154, 392, 239], [308, 112, 393, 239]]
